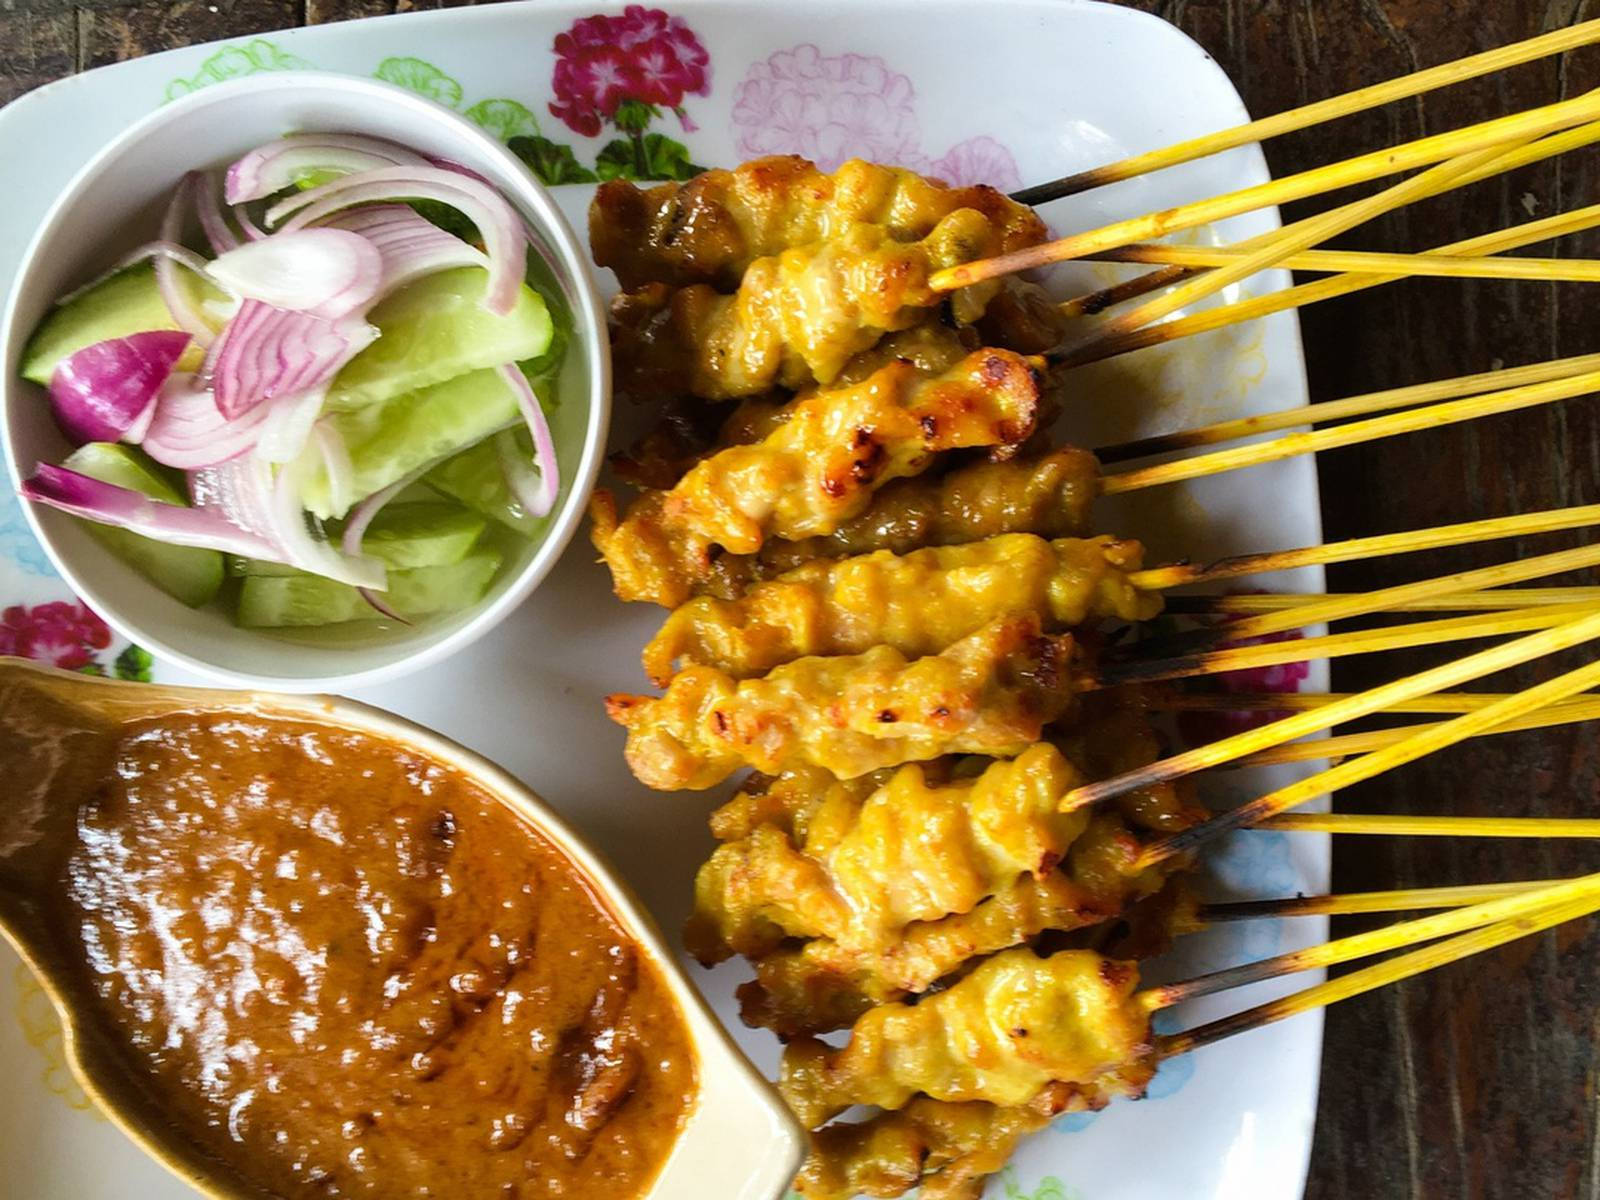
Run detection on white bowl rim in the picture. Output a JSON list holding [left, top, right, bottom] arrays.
[[0, 70, 612, 693]]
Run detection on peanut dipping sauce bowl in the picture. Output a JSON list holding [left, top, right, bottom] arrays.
[[0, 658, 803, 1200]]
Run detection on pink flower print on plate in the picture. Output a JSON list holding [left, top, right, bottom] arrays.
[[931, 135, 1022, 191], [0, 601, 112, 671], [1176, 626, 1311, 744], [549, 6, 710, 137], [732, 45, 926, 172]]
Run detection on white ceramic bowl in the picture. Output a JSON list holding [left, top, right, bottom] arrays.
[[1, 72, 610, 692]]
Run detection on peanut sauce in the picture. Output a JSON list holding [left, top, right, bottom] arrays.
[[51, 712, 696, 1198]]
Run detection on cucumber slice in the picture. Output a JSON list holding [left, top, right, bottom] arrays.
[[22, 264, 220, 384], [355, 502, 488, 568], [235, 549, 503, 627], [229, 503, 486, 575], [61, 443, 225, 607], [325, 267, 553, 411], [425, 430, 542, 537], [303, 368, 521, 519]]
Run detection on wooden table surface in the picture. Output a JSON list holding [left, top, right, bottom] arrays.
[[4, 1, 1598, 1196]]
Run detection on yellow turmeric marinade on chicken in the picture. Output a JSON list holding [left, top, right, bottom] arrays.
[[589, 154, 1047, 291], [610, 213, 1024, 401], [606, 616, 1077, 790], [702, 445, 1104, 596], [702, 708, 1198, 1036], [779, 946, 1157, 1129], [643, 532, 1160, 684], [590, 349, 1042, 607], [685, 744, 1093, 957], [794, 1082, 1109, 1200]]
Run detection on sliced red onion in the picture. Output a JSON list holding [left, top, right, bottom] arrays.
[[270, 446, 386, 589], [190, 455, 280, 544], [233, 204, 268, 242], [191, 171, 240, 255], [48, 331, 191, 445], [339, 469, 428, 624], [153, 177, 217, 348], [209, 302, 376, 420], [225, 133, 430, 204], [256, 390, 330, 465], [114, 239, 216, 282], [311, 422, 354, 515], [142, 374, 270, 469], [206, 229, 382, 319], [22, 462, 284, 559], [495, 364, 559, 519], [267, 167, 526, 316], [326, 205, 488, 297]]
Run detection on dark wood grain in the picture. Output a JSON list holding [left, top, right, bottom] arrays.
[[4, 1, 1598, 1197]]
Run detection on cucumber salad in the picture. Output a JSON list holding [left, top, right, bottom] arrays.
[[17, 133, 567, 630]]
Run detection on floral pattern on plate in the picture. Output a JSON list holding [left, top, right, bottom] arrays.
[[731, 43, 1021, 188]]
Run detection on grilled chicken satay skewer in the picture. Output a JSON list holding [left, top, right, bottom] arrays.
[[591, 155, 1045, 290], [782, 872, 1600, 1129], [611, 210, 1034, 401], [607, 615, 1075, 790], [646, 499, 1600, 684], [591, 349, 1040, 607]]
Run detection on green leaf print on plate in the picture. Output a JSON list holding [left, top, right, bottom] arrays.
[[163, 38, 315, 101], [375, 56, 465, 108], [113, 643, 154, 682], [509, 136, 599, 186], [999, 1167, 1080, 1200], [463, 98, 541, 141], [595, 132, 705, 182]]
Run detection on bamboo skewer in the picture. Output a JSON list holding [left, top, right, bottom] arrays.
[[1061, 191, 1600, 368], [1012, 20, 1600, 203], [1095, 604, 1600, 688], [1063, 136, 1544, 354], [1134, 650, 1600, 868], [1260, 813, 1600, 837], [1129, 503, 1600, 590], [1066, 609, 1600, 808], [1099, 370, 1600, 495], [1146, 688, 1600, 715], [1055, 118, 1600, 328], [1097, 354, 1600, 463], [1166, 588, 1600, 615], [1234, 697, 1600, 766], [1148, 873, 1600, 1008], [1089, 244, 1600, 283], [1211, 541, 1600, 642], [932, 91, 1600, 292], [1197, 880, 1556, 924], [1157, 880, 1600, 1058]]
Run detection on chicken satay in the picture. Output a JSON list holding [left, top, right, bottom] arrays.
[[736, 807, 1181, 1038], [589, 154, 1047, 291], [779, 947, 1157, 1129], [794, 1082, 1107, 1200], [605, 615, 1078, 791], [610, 213, 1016, 401], [609, 322, 978, 488], [685, 744, 1091, 961], [702, 446, 1102, 598], [590, 349, 1041, 607], [643, 532, 1160, 685]]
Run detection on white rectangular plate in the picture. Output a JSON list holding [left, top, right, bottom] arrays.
[[0, 3, 1328, 1197]]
